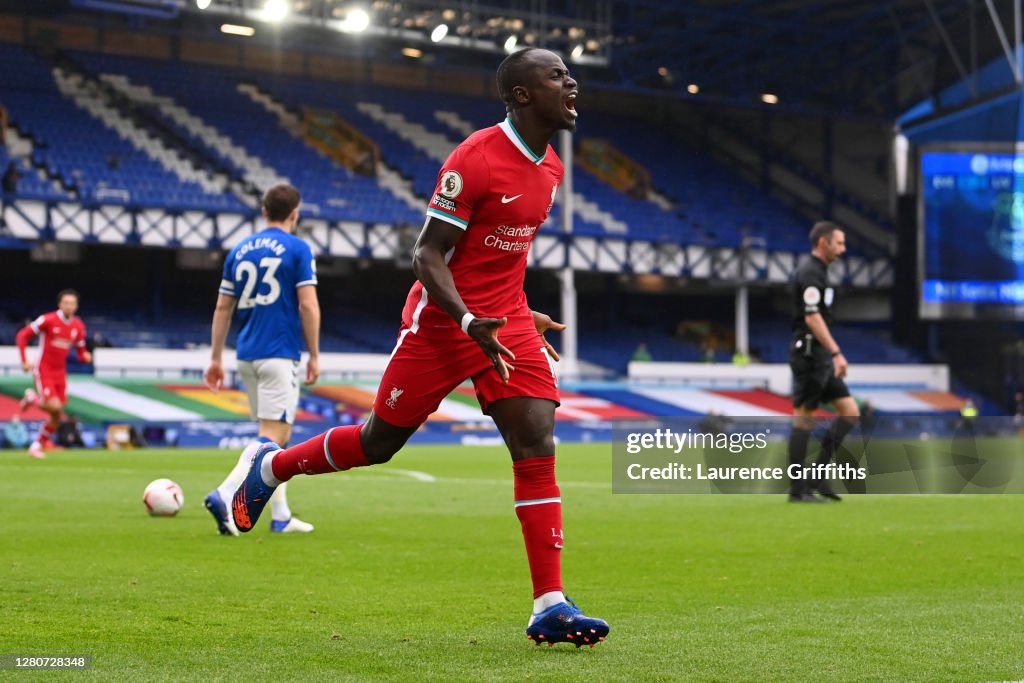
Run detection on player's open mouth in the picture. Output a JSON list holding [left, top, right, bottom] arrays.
[[565, 92, 578, 118]]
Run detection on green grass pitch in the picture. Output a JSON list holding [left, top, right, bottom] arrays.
[[2, 444, 1023, 682]]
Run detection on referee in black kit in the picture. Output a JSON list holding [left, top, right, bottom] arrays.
[[787, 221, 861, 503]]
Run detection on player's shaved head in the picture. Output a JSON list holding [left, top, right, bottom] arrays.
[[496, 47, 545, 110], [263, 183, 301, 223]]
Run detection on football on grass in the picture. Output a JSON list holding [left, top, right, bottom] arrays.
[[143, 479, 184, 516]]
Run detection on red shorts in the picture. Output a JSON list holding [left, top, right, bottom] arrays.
[[35, 367, 68, 405], [373, 317, 560, 427]]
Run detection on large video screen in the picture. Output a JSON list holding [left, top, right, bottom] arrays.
[[920, 147, 1024, 319]]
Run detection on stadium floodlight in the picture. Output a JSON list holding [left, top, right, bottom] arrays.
[[761, 93, 779, 104], [504, 34, 518, 52], [570, 44, 584, 60], [195, 0, 211, 9], [402, 47, 423, 58], [687, 83, 699, 94], [221, 23, 256, 36], [342, 7, 370, 33], [430, 23, 448, 43], [262, 0, 289, 22]]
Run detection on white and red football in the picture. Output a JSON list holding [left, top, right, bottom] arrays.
[[142, 478, 184, 517]]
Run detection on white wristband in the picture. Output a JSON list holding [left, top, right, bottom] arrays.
[[460, 312, 476, 335]]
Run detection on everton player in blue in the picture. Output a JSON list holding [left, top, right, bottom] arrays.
[[203, 183, 322, 534]]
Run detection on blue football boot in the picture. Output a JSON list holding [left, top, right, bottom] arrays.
[[203, 489, 239, 536], [526, 597, 610, 648], [231, 441, 282, 533]]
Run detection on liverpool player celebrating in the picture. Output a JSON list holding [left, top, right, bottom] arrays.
[[16, 289, 91, 458], [233, 48, 609, 646]]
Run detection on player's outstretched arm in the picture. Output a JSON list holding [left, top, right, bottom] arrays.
[[531, 310, 566, 362], [412, 218, 516, 383], [14, 323, 37, 372], [205, 293, 237, 392]]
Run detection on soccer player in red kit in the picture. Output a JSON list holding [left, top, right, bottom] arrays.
[[15, 289, 91, 458], [233, 48, 609, 646]]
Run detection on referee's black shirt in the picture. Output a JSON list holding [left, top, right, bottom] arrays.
[[791, 255, 835, 357]]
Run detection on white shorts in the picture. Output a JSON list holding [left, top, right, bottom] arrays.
[[237, 358, 300, 424]]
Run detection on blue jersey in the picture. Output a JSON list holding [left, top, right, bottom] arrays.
[[219, 227, 317, 361]]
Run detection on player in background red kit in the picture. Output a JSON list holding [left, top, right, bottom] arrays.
[[231, 48, 609, 646], [15, 289, 91, 458]]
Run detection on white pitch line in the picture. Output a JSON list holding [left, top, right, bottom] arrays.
[[384, 468, 437, 482], [352, 470, 606, 489], [439, 477, 609, 490], [0, 459, 609, 489]]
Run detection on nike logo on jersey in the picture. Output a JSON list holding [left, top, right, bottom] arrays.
[[501, 193, 523, 204]]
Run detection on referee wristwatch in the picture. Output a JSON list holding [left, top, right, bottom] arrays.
[[831, 349, 842, 358]]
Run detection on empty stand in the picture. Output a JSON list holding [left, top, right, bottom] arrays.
[[3, 45, 822, 250]]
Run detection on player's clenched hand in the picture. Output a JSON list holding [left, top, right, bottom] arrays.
[[21, 361, 33, 373], [833, 353, 848, 378], [204, 360, 225, 393], [81, 350, 93, 364], [468, 316, 516, 384], [305, 356, 320, 385], [531, 310, 566, 362]]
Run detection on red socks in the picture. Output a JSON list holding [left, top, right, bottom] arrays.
[[513, 456, 564, 598], [38, 422, 57, 446], [271, 437, 562, 597], [270, 424, 370, 482]]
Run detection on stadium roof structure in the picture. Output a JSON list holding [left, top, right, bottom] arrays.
[[10, 0, 1019, 120], [609, 0, 1021, 120]]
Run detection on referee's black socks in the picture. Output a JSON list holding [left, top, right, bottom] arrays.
[[815, 416, 856, 467]]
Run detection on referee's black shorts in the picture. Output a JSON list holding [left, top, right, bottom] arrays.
[[790, 352, 850, 410]]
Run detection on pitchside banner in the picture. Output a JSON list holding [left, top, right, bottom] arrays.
[[612, 417, 1024, 494]]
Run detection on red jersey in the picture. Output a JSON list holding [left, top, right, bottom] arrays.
[[402, 118, 564, 338], [16, 311, 88, 372]]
